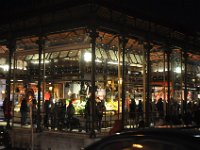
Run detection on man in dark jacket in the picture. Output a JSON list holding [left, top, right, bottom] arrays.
[[20, 98, 28, 125]]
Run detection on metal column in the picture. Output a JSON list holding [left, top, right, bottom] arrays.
[[183, 50, 188, 110], [121, 36, 127, 129], [166, 48, 171, 116], [89, 27, 98, 138], [6, 40, 16, 101], [36, 36, 45, 132], [6, 39, 16, 129], [145, 42, 152, 127]]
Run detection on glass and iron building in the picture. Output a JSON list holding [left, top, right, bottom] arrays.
[[0, 1, 199, 127]]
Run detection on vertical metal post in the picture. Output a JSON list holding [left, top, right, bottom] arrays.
[[121, 36, 127, 129], [89, 27, 98, 138], [42, 41, 46, 104], [6, 39, 15, 129], [166, 48, 171, 116], [6, 39, 15, 101], [80, 49, 85, 97], [117, 37, 121, 120], [103, 59, 107, 89], [142, 42, 147, 121], [37, 36, 45, 132], [163, 50, 166, 115], [30, 101, 33, 150], [145, 42, 151, 127], [183, 50, 188, 111], [12, 52, 17, 128], [180, 50, 183, 115]]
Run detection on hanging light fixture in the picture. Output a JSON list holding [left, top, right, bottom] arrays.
[[84, 52, 91, 62]]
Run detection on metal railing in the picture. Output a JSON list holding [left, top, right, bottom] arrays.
[[9, 110, 200, 134]]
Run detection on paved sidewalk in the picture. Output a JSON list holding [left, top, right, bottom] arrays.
[[10, 128, 101, 150]]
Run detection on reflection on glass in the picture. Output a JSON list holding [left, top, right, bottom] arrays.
[[132, 144, 143, 149]]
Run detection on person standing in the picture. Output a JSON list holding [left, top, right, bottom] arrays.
[[96, 99, 106, 132], [32, 98, 37, 125], [129, 98, 136, 126], [157, 98, 164, 119], [3, 97, 12, 129], [137, 100, 143, 120], [44, 100, 50, 128], [20, 98, 28, 125], [67, 100, 75, 119], [84, 97, 91, 132]]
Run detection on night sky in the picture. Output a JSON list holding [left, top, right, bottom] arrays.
[[100, 0, 200, 34], [0, 0, 199, 34]]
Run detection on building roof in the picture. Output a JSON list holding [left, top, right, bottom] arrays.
[[0, 0, 199, 53], [0, 0, 199, 34]]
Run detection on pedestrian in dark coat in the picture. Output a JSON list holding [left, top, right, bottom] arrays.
[[84, 97, 91, 132], [157, 98, 164, 118], [129, 98, 136, 119], [3, 97, 12, 129], [32, 98, 37, 125], [44, 100, 50, 128], [67, 100, 75, 119], [20, 98, 28, 125], [96, 99, 106, 131]]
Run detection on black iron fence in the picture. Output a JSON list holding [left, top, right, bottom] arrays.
[[10, 108, 200, 134]]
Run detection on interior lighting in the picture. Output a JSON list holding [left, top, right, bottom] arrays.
[[194, 134, 200, 138], [31, 60, 50, 64], [107, 80, 112, 84], [192, 79, 196, 82], [116, 132, 120, 135], [129, 63, 143, 67], [175, 67, 181, 73], [95, 59, 102, 63], [84, 52, 92, 62], [118, 78, 122, 84], [49, 86, 53, 91], [108, 61, 122, 65], [68, 89, 72, 96], [0, 64, 9, 71], [158, 69, 164, 72]]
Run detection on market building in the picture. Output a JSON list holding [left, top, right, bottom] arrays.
[[0, 0, 200, 131]]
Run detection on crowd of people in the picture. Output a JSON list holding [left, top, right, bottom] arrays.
[[2, 95, 200, 131], [129, 98, 200, 127], [5, 95, 106, 132]]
